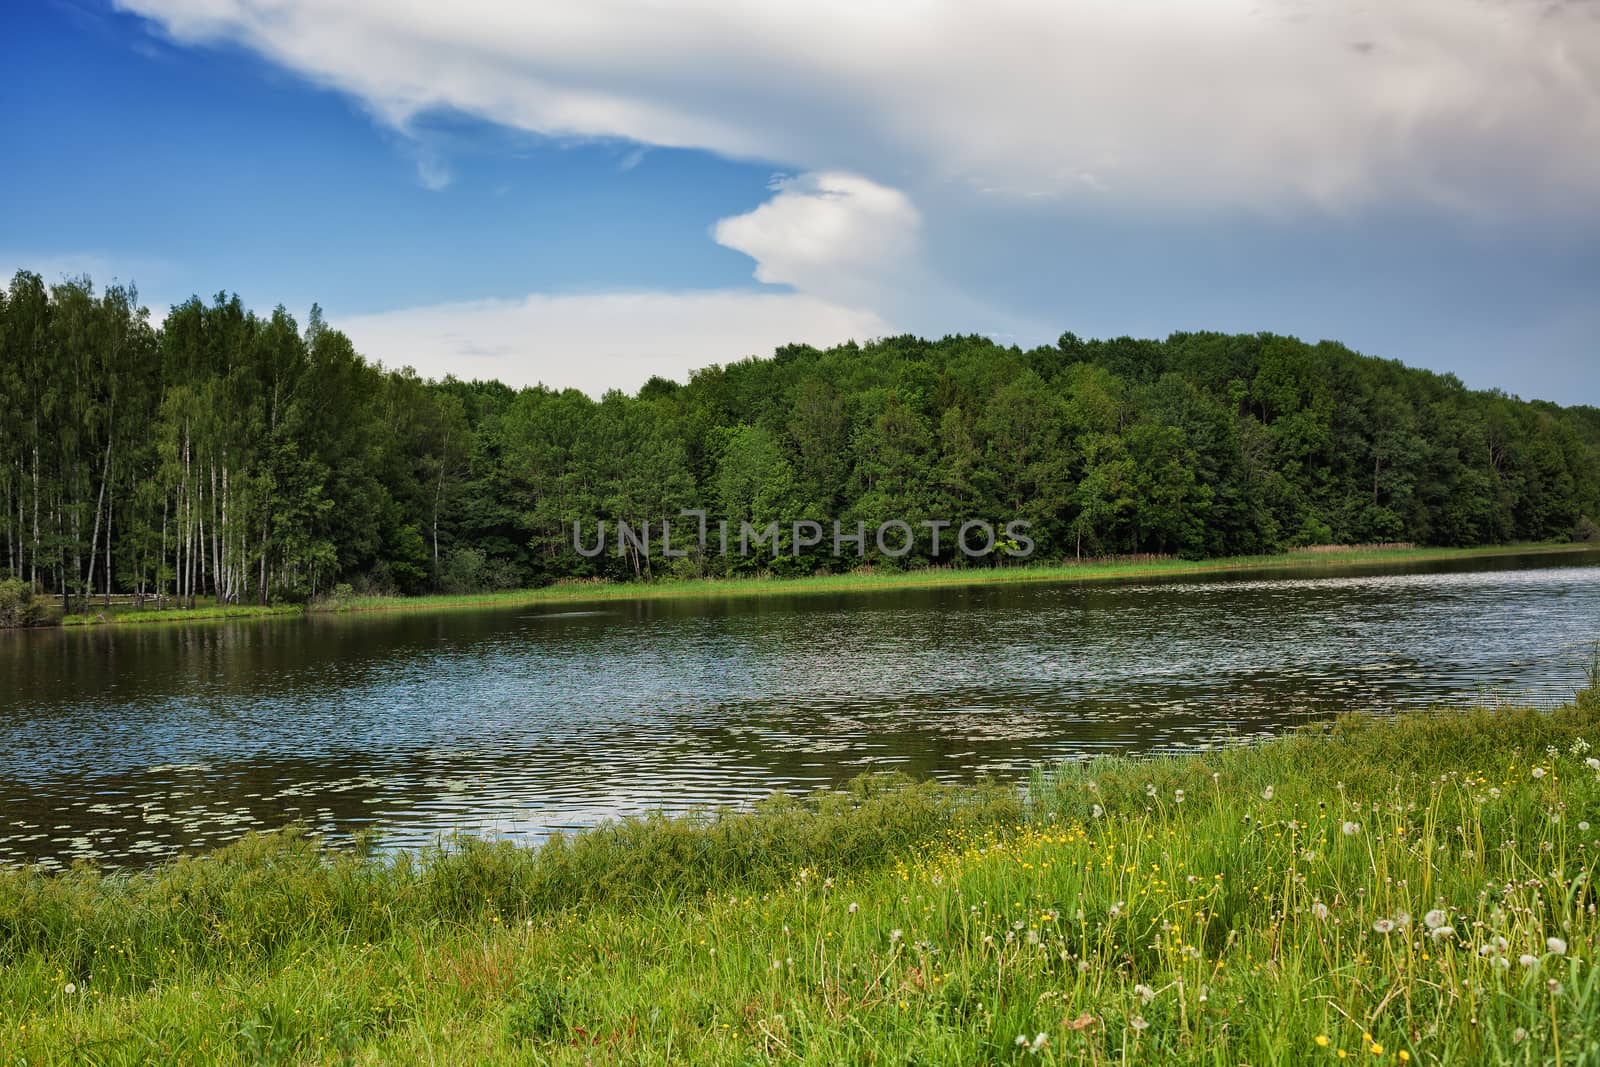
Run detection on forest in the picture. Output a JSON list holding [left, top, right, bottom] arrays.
[[2, 269, 1597, 611]]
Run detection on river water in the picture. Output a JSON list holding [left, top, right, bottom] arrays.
[[3, 550, 1598, 868]]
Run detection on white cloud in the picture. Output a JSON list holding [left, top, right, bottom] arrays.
[[332, 168, 1040, 395], [712, 172, 921, 310], [117, 0, 1600, 217], [335, 289, 888, 396]]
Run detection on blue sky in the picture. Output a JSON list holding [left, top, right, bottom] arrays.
[[4, 0, 1597, 402]]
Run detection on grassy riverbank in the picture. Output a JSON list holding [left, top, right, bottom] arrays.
[[31, 542, 1593, 628], [304, 541, 1592, 617], [4, 695, 1600, 1064]]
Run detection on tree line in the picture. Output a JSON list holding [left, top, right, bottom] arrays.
[[2, 269, 1596, 610]]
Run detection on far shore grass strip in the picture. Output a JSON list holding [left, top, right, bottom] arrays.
[[46, 540, 1595, 628]]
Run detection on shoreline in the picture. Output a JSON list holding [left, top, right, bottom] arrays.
[[4, 698, 1597, 1062], [44, 540, 1598, 628]]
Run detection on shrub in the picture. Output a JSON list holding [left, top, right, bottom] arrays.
[[0, 578, 54, 628]]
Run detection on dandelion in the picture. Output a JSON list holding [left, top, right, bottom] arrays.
[[1342, 821, 1361, 835], [1399, 1053, 1411, 1063], [889, 929, 903, 944], [1532, 767, 1546, 779], [1424, 909, 1448, 930], [1548, 936, 1568, 955], [1130, 1015, 1149, 1032], [1395, 911, 1411, 929], [1370, 1042, 1384, 1055], [1092, 804, 1105, 819], [1518, 954, 1538, 967], [848, 902, 859, 914], [1315, 1035, 1330, 1047], [1580, 821, 1591, 831], [1134, 983, 1156, 1004], [1016, 1035, 1028, 1048], [1145, 783, 1157, 798], [1586, 756, 1600, 770], [1262, 785, 1275, 800], [1512, 1028, 1528, 1044], [63, 983, 75, 995], [1077, 959, 1090, 974], [1174, 789, 1185, 803], [1548, 979, 1563, 995], [1373, 919, 1397, 934], [1312, 902, 1331, 921], [1430, 926, 1455, 942], [1494, 956, 1510, 971], [1028, 1033, 1049, 1053], [1488, 787, 1501, 798], [1109, 901, 1126, 919], [772, 959, 783, 970]]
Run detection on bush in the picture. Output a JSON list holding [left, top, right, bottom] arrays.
[[1575, 514, 1600, 543], [0, 578, 54, 628], [439, 547, 522, 594]]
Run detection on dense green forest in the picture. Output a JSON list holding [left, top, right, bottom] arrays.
[[1, 269, 1597, 610]]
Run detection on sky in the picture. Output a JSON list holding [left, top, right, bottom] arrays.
[[3, 0, 1597, 403]]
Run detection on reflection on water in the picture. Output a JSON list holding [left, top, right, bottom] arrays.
[[2, 550, 1598, 868]]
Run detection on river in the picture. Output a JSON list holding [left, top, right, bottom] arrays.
[[3, 549, 1598, 868]]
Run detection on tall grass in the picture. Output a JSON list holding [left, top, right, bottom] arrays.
[[309, 542, 1592, 619], [35, 543, 1590, 628], [3, 703, 1599, 1063]]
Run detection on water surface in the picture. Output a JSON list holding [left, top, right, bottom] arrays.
[[3, 550, 1598, 868]]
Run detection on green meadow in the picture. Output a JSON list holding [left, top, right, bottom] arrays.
[[4, 683, 1600, 1064]]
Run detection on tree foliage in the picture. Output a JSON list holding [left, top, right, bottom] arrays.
[[2, 272, 1597, 607]]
